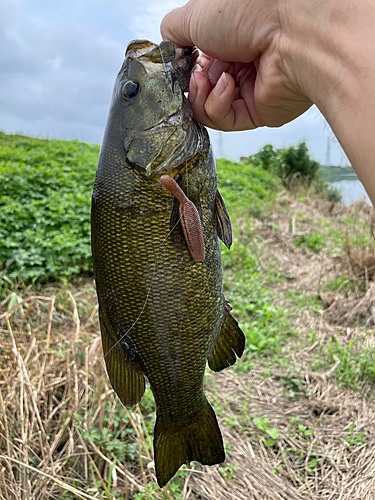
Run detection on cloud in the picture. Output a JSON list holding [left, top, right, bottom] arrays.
[[0, 0, 129, 140], [0, 0, 349, 165], [115, 0, 186, 43]]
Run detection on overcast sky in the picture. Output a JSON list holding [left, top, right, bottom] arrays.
[[1, 0, 350, 165]]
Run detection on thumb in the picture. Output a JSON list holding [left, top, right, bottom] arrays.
[[160, 3, 195, 48]]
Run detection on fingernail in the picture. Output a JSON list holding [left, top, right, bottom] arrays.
[[197, 55, 211, 70], [191, 63, 203, 73], [213, 72, 228, 98], [189, 73, 198, 103]]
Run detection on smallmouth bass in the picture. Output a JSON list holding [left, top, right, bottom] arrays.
[[91, 39, 245, 487]]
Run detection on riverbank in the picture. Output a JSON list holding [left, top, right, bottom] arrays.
[[319, 165, 370, 205], [1, 134, 375, 499], [319, 165, 356, 180]]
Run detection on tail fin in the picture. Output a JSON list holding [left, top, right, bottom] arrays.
[[154, 402, 224, 487]]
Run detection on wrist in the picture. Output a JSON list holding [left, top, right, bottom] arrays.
[[278, 1, 355, 112]]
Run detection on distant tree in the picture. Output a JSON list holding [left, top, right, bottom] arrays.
[[246, 144, 278, 170], [277, 141, 320, 183]]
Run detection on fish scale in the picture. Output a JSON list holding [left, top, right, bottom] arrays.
[[91, 39, 245, 487]]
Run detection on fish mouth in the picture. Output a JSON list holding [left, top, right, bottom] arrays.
[[125, 39, 198, 92]]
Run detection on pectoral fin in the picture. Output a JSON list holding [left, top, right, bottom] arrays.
[[169, 176, 188, 252], [208, 302, 245, 372], [99, 308, 145, 407], [215, 190, 232, 249]]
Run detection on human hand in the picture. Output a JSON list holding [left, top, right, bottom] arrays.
[[160, 0, 312, 131], [162, 0, 375, 207]]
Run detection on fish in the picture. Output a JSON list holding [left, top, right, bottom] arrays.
[[91, 39, 245, 488]]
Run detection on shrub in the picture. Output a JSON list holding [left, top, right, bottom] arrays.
[[244, 141, 321, 184], [278, 141, 320, 182], [244, 144, 278, 171], [326, 184, 343, 203]]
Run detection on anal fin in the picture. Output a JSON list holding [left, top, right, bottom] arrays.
[[208, 302, 245, 372], [99, 309, 145, 407], [154, 401, 224, 487]]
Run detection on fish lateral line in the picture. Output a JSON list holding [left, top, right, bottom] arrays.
[[160, 174, 205, 262], [102, 213, 186, 361]]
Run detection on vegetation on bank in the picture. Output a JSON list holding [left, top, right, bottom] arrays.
[[244, 141, 343, 202], [1, 132, 375, 499], [0, 133, 340, 285], [319, 164, 356, 181], [0, 132, 99, 283]]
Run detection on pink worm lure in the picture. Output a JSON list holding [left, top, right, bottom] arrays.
[[160, 175, 205, 262]]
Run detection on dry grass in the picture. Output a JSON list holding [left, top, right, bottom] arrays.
[[2, 284, 375, 499], [2, 198, 375, 499], [201, 368, 375, 500], [0, 285, 157, 499]]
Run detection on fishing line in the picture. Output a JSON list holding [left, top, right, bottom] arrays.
[[159, 42, 192, 200], [61, 209, 180, 451], [4, 44, 200, 462], [185, 159, 190, 199], [103, 45, 179, 359], [12, 219, 181, 451], [103, 214, 184, 359], [6, 45, 194, 380], [158, 46, 170, 93], [7, 44, 189, 377], [52, 45, 194, 426]]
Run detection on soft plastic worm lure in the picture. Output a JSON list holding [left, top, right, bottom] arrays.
[[160, 174, 205, 262]]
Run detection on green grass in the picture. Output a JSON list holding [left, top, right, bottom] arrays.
[[216, 158, 296, 370], [2, 131, 375, 394], [0, 132, 99, 283], [0, 133, 294, 373], [292, 232, 325, 253], [220, 233, 297, 371], [216, 157, 280, 216], [0, 134, 281, 285], [3, 133, 375, 498], [314, 336, 375, 390]]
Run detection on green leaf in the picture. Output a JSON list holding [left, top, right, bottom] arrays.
[[266, 428, 279, 440]]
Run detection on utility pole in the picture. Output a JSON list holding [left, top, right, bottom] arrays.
[[218, 131, 223, 159], [325, 135, 331, 167]]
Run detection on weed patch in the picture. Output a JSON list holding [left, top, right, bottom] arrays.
[[0, 132, 98, 282], [2, 134, 375, 499]]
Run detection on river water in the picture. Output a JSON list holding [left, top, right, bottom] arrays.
[[329, 174, 371, 206]]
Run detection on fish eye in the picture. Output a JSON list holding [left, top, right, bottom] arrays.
[[123, 80, 140, 99]]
